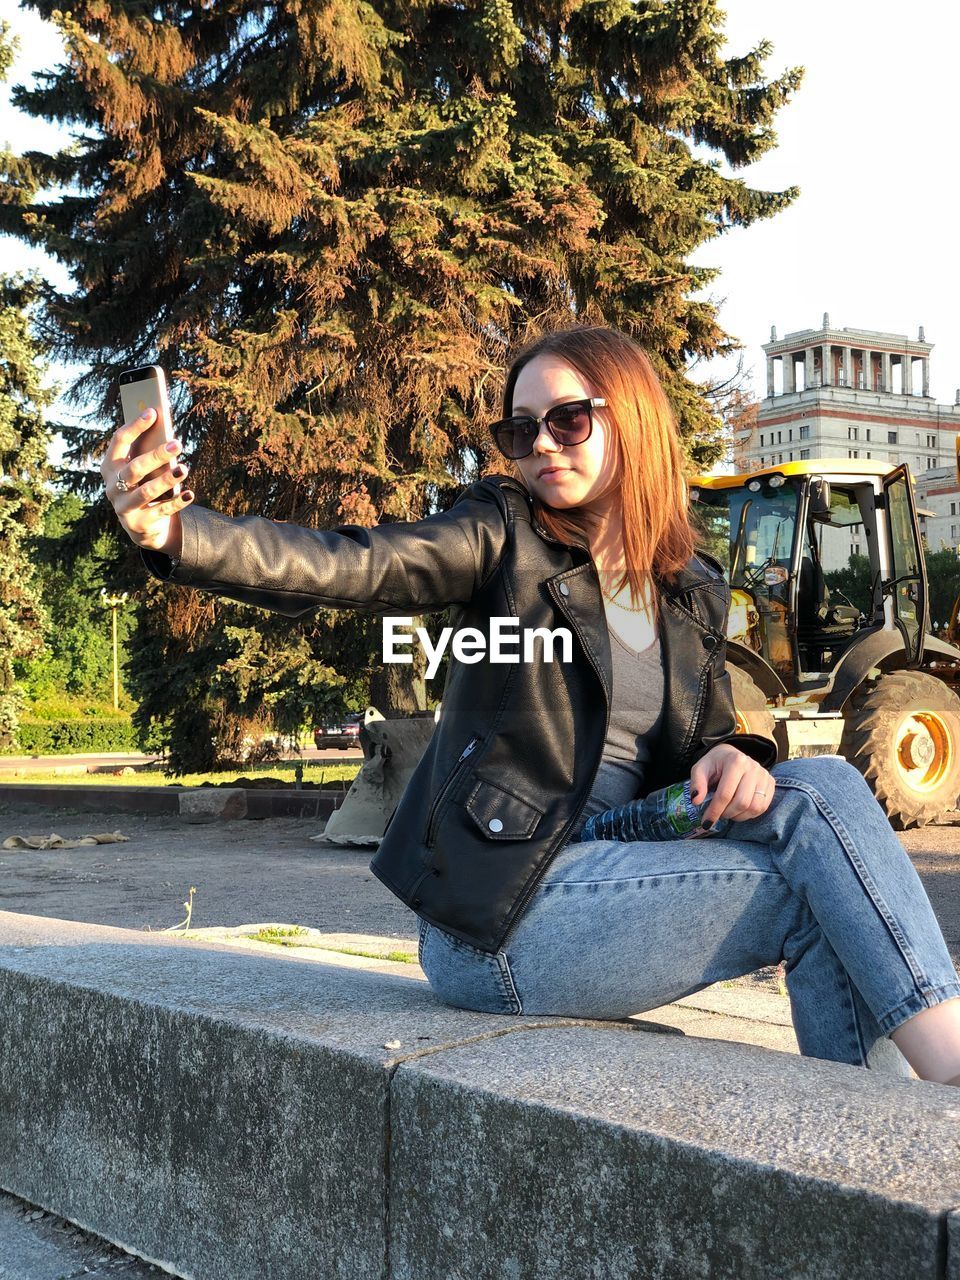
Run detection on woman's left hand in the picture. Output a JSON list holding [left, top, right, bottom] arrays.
[[689, 743, 775, 827]]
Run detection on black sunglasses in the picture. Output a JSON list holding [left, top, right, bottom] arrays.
[[488, 398, 607, 460]]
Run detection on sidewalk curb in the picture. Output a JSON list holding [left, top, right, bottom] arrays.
[[1, 911, 949, 1280], [0, 782, 344, 821], [185, 925, 803, 1057]]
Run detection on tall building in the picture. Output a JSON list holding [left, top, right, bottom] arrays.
[[732, 315, 960, 557]]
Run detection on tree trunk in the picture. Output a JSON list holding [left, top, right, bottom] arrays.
[[368, 614, 430, 717]]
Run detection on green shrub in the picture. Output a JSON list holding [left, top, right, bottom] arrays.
[[27, 703, 130, 723], [19, 692, 134, 721], [14, 717, 143, 754]]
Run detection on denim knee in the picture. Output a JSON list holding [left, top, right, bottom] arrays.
[[773, 755, 877, 810]]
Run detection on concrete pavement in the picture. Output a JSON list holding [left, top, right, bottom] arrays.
[[1, 793, 960, 1272], [5, 910, 960, 1280], [0, 1189, 161, 1279]]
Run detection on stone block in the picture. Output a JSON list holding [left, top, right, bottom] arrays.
[[389, 1026, 960, 1280], [178, 788, 247, 822], [0, 911, 558, 1280], [3, 911, 960, 1279]]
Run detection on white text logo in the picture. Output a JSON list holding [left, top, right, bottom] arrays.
[[382, 617, 574, 679]]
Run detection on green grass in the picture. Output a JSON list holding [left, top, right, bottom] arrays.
[[241, 926, 414, 963], [247, 925, 310, 944], [0, 759, 362, 788], [341, 948, 415, 964]]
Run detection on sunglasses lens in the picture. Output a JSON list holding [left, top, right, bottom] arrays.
[[490, 401, 594, 458], [545, 403, 591, 443], [494, 418, 538, 458]]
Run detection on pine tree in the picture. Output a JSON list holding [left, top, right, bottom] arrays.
[[18, 492, 135, 707], [1, 0, 801, 765], [0, 260, 55, 748]]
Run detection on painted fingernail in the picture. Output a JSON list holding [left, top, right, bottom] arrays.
[[165, 441, 179, 453], [139, 408, 154, 420], [182, 490, 194, 500], [173, 463, 189, 478], [702, 819, 713, 830]]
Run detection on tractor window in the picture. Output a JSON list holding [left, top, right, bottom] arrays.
[[887, 478, 921, 581], [884, 468, 925, 661], [690, 493, 732, 569], [822, 490, 861, 526], [689, 478, 801, 586], [811, 488, 864, 574]]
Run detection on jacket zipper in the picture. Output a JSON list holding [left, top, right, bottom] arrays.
[[425, 735, 480, 846], [678, 661, 713, 762]]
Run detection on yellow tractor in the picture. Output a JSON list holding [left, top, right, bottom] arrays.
[[690, 458, 960, 827]]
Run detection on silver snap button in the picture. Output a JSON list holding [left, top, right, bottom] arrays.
[[488, 818, 503, 833], [559, 582, 569, 596]]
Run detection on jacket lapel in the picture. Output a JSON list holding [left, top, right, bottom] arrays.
[[545, 563, 612, 707], [655, 560, 729, 773]]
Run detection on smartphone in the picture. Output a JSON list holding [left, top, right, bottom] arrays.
[[118, 365, 180, 506]]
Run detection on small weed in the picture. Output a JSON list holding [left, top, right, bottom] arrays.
[[163, 886, 197, 934], [247, 925, 309, 945]]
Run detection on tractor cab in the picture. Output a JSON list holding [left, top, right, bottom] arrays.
[[688, 459, 960, 830], [689, 460, 927, 682]]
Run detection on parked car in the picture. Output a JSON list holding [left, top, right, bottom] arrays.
[[313, 714, 363, 751], [341, 713, 362, 738]]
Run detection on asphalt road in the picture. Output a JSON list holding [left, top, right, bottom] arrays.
[[0, 798, 958, 970], [0, 803, 414, 941], [0, 746, 362, 774]]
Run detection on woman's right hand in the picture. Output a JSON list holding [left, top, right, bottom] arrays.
[[100, 408, 195, 557]]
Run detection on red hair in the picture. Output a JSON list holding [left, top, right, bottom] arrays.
[[500, 326, 697, 613]]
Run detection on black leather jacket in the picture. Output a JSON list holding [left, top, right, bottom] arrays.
[[142, 473, 777, 954]]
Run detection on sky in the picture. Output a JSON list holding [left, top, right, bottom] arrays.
[[2, 0, 960, 458], [689, 3, 960, 404]]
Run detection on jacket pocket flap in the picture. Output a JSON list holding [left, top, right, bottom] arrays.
[[465, 778, 544, 840]]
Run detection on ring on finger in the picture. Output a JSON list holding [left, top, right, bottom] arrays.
[[115, 471, 133, 493]]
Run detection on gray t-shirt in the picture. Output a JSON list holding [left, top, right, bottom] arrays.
[[581, 626, 665, 821]]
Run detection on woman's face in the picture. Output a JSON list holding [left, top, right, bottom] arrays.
[[510, 354, 619, 515]]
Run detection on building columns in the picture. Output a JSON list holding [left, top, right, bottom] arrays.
[[903, 355, 914, 395], [841, 347, 852, 388], [804, 347, 815, 390], [767, 356, 775, 397], [881, 353, 892, 392], [783, 353, 796, 394], [922, 358, 931, 397], [821, 344, 831, 385]]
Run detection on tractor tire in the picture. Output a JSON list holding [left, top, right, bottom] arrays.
[[839, 670, 960, 829], [729, 665, 776, 741]]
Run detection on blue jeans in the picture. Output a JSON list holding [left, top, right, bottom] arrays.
[[417, 756, 960, 1073]]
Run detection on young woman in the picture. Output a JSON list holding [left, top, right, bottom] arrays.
[[102, 325, 960, 1085]]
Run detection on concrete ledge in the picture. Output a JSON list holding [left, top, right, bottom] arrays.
[[0, 783, 341, 821], [1, 911, 959, 1279]]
